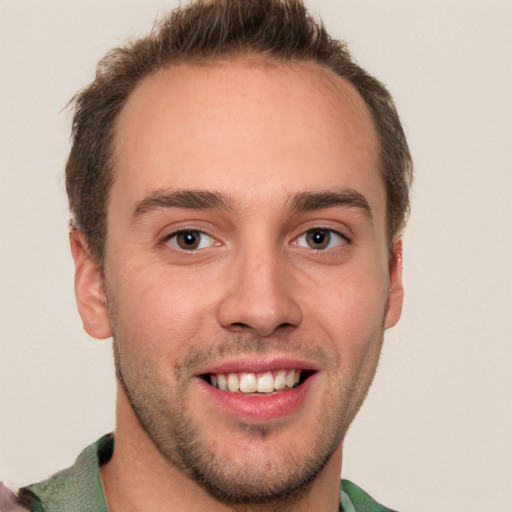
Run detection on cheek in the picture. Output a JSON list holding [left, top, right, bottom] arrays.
[[311, 265, 388, 349], [107, 263, 212, 357]]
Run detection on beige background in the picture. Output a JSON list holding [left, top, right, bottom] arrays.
[[1, 1, 511, 510]]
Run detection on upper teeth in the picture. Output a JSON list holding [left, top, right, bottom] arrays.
[[210, 370, 301, 394]]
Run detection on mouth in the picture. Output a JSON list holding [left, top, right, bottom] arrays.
[[195, 358, 319, 421], [201, 369, 314, 394]]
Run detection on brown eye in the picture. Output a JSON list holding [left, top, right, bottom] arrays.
[[305, 229, 330, 249], [295, 228, 347, 250], [167, 230, 215, 251]]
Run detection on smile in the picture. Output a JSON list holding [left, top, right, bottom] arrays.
[[208, 369, 303, 394], [195, 358, 319, 421]]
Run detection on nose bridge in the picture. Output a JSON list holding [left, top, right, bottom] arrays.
[[218, 234, 302, 336], [243, 238, 278, 283]]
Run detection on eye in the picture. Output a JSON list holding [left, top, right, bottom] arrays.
[[294, 228, 348, 250], [166, 230, 216, 251]]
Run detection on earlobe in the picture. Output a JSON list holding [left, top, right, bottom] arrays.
[[384, 239, 404, 329], [70, 230, 113, 339]]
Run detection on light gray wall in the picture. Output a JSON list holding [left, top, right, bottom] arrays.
[[1, 2, 511, 510]]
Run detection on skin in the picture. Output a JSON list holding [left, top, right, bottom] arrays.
[[71, 58, 404, 512]]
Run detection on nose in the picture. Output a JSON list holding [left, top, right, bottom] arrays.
[[217, 246, 303, 337]]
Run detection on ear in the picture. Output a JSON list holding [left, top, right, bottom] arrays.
[[70, 230, 113, 339], [384, 238, 404, 329]]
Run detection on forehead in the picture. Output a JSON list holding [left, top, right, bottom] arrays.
[[111, 58, 382, 217]]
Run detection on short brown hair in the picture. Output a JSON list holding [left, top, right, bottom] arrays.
[[66, 0, 412, 264]]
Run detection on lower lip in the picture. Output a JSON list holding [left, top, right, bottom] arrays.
[[196, 374, 317, 422]]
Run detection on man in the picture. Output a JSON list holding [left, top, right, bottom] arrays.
[[15, 0, 412, 510]]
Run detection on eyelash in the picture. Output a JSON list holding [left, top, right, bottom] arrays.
[[292, 227, 351, 251], [160, 227, 350, 253], [161, 229, 218, 251]]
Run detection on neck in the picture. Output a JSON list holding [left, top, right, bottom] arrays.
[[100, 384, 342, 512]]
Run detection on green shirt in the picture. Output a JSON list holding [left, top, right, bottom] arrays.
[[19, 435, 397, 512]]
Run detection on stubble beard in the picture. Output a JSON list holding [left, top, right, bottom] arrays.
[[112, 332, 384, 509]]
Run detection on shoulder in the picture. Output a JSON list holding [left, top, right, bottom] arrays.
[[17, 435, 113, 512], [341, 479, 398, 512]]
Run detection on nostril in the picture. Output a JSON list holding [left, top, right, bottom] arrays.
[[218, 279, 303, 336], [226, 322, 253, 333], [226, 321, 297, 337]]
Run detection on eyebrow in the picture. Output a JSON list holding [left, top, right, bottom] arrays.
[[134, 189, 234, 217], [290, 189, 373, 219], [133, 187, 372, 220]]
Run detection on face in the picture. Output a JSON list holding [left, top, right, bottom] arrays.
[[73, 59, 403, 504]]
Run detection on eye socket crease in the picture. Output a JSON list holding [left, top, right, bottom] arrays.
[[145, 188, 369, 255]]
